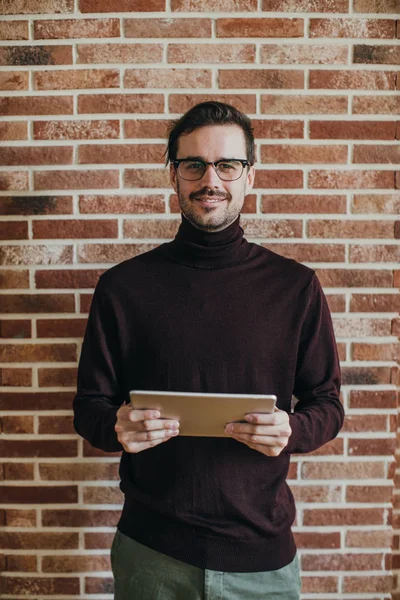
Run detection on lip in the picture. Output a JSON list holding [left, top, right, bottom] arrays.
[[193, 197, 226, 204]]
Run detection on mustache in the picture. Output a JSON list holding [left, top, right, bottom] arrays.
[[190, 187, 230, 200]]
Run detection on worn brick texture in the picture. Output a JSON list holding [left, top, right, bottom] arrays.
[[0, 0, 399, 598]]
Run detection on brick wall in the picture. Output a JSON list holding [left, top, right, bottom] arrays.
[[0, 0, 399, 598]]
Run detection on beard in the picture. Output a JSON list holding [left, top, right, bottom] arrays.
[[176, 182, 241, 232]]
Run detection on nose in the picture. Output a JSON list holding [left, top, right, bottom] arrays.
[[200, 163, 222, 186]]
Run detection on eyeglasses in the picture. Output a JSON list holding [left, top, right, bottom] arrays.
[[173, 159, 250, 182]]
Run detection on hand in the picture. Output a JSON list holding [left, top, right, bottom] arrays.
[[115, 405, 179, 454], [224, 407, 291, 457]]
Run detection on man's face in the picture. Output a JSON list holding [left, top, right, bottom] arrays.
[[170, 124, 255, 232]]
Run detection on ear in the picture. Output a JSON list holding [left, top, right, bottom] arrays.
[[170, 163, 178, 193], [245, 164, 255, 196]]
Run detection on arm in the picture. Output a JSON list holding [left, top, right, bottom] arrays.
[[73, 276, 124, 452]]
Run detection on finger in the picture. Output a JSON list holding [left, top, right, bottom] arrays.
[[127, 409, 161, 422], [129, 428, 179, 443], [137, 418, 180, 432], [230, 432, 289, 448], [123, 435, 175, 454], [225, 423, 290, 437], [244, 412, 288, 426]]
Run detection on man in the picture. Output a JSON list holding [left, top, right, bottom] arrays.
[[73, 101, 344, 599]]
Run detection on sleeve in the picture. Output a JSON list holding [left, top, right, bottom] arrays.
[[73, 276, 124, 452], [284, 272, 344, 454]]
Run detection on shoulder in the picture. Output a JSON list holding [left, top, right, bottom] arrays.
[[254, 243, 316, 287]]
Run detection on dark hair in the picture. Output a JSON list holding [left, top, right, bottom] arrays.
[[165, 101, 255, 166]]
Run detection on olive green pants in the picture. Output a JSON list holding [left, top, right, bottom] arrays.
[[111, 529, 301, 600]]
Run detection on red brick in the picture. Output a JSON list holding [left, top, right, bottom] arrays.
[[0, 71, 29, 91], [303, 508, 385, 526], [300, 576, 338, 593], [353, 95, 400, 114], [6, 555, 37, 572], [80, 0, 165, 10], [125, 17, 211, 37], [319, 268, 394, 287], [354, 144, 400, 163], [85, 577, 114, 594], [353, 193, 400, 213], [0, 440, 77, 458], [39, 462, 119, 481], [79, 194, 165, 214], [343, 575, 392, 593], [5, 509, 36, 527], [1, 484, 77, 503], [0, 244, 73, 265], [0, 96, 73, 116], [0, 171, 29, 191], [1, 367, 32, 386], [310, 120, 396, 139], [261, 44, 348, 64], [3, 0, 73, 13], [33, 219, 118, 239], [302, 461, 385, 480], [333, 317, 391, 337], [0, 195, 73, 215], [311, 69, 397, 90], [263, 0, 348, 8], [77, 43, 162, 64], [0, 20, 29, 40], [78, 93, 163, 114], [349, 438, 396, 456], [124, 119, 170, 139], [262, 194, 346, 213], [309, 169, 395, 189], [308, 219, 394, 238], [294, 532, 340, 551], [291, 485, 341, 504], [34, 18, 120, 39], [219, 69, 304, 89], [0, 391, 74, 411], [351, 293, 400, 312], [261, 144, 347, 164], [43, 554, 111, 572], [34, 169, 119, 190], [124, 68, 211, 89], [171, 0, 257, 9], [241, 219, 302, 238], [37, 318, 86, 338], [4, 463, 34, 480], [216, 18, 303, 37], [0, 320, 31, 339], [83, 486, 124, 505], [78, 242, 156, 264], [346, 530, 393, 548], [169, 94, 256, 115], [0, 342, 77, 362], [261, 94, 347, 114], [355, 44, 400, 64], [352, 340, 400, 361], [253, 119, 303, 139], [254, 170, 303, 189], [303, 553, 383, 572], [354, 0, 398, 11], [34, 68, 119, 90], [350, 244, 400, 263], [1, 415, 34, 433], [38, 367, 77, 387], [350, 390, 397, 409], [123, 219, 179, 239], [34, 119, 119, 140], [310, 18, 396, 38], [42, 509, 119, 527], [0, 146, 72, 167], [0, 45, 72, 66], [168, 43, 254, 64], [343, 414, 389, 432], [346, 485, 394, 503], [39, 415, 74, 434], [0, 293, 74, 314], [36, 269, 103, 289], [0, 576, 79, 595], [79, 143, 164, 165], [0, 122, 27, 140], [264, 242, 345, 263], [124, 168, 170, 189], [0, 269, 29, 288]]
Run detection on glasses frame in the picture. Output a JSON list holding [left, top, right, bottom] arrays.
[[173, 158, 251, 182]]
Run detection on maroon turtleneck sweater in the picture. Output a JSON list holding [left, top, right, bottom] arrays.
[[73, 215, 343, 572]]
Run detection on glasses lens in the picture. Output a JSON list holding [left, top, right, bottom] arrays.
[[178, 161, 205, 181], [216, 160, 243, 181]]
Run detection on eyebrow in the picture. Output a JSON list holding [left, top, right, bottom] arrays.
[[177, 156, 240, 162]]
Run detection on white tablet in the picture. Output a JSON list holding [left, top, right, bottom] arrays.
[[129, 390, 277, 437]]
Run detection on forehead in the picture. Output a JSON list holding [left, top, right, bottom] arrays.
[[176, 124, 247, 159]]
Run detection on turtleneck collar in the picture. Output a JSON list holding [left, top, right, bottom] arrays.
[[165, 213, 253, 269]]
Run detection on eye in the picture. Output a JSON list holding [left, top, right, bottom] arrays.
[[186, 161, 203, 169]]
